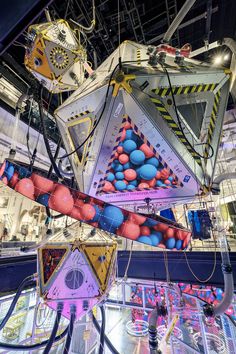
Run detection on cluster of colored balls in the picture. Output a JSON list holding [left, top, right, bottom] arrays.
[[102, 122, 178, 193], [0, 160, 191, 250]]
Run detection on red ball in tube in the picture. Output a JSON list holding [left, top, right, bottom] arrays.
[[118, 221, 140, 240]]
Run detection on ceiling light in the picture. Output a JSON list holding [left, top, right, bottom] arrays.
[[224, 54, 229, 61], [214, 55, 222, 65]]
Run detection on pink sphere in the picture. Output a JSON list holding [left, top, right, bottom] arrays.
[[124, 122, 132, 130], [9, 172, 19, 188], [139, 144, 154, 158], [49, 185, 74, 214], [183, 233, 191, 248], [80, 204, 96, 221], [74, 199, 84, 208], [31, 173, 54, 197], [118, 221, 140, 240], [164, 179, 171, 185], [123, 179, 128, 185], [2, 177, 8, 185], [124, 169, 137, 181], [138, 182, 149, 188], [15, 178, 35, 199], [114, 152, 119, 158], [0, 161, 6, 178], [141, 178, 156, 187], [103, 181, 115, 192], [160, 168, 169, 180], [158, 244, 166, 249], [119, 154, 129, 164], [175, 230, 185, 240], [164, 228, 175, 239], [120, 129, 126, 142], [153, 223, 169, 232], [140, 226, 151, 235], [128, 213, 146, 225], [117, 146, 123, 154], [70, 206, 82, 220], [155, 171, 161, 180]]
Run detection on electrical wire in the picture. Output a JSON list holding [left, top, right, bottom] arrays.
[[92, 312, 120, 354], [63, 305, 76, 354], [99, 306, 106, 354], [43, 303, 63, 354], [0, 275, 35, 330], [38, 86, 63, 179]]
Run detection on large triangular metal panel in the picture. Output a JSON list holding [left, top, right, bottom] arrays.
[[55, 41, 230, 210]]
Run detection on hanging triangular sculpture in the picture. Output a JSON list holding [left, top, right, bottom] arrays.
[[96, 116, 183, 195]]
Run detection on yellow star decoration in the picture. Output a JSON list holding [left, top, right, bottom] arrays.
[[111, 71, 136, 97], [71, 239, 81, 252]]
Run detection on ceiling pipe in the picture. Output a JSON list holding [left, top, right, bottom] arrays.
[[163, 0, 197, 43], [70, 0, 95, 33]]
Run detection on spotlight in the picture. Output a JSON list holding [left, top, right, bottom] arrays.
[[214, 55, 222, 65], [224, 54, 229, 61]]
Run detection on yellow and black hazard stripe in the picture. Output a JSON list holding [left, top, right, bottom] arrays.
[[137, 49, 141, 66], [204, 90, 221, 159], [68, 110, 91, 122], [150, 97, 202, 167], [152, 83, 216, 97]]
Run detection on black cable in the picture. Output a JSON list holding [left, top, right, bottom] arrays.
[[0, 275, 35, 330], [38, 86, 63, 179], [99, 305, 105, 354], [160, 63, 214, 160], [43, 303, 63, 354], [92, 313, 120, 354], [63, 305, 76, 354], [47, 137, 62, 178], [46, 206, 64, 220], [0, 325, 68, 350]]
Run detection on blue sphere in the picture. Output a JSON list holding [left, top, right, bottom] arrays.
[[100, 205, 124, 228], [18, 166, 31, 178], [123, 162, 133, 170], [123, 139, 137, 154], [146, 157, 159, 168], [127, 184, 135, 190], [143, 218, 158, 227], [168, 176, 174, 182], [175, 239, 183, 250], [156, 180, 163, 187], [125, 129, 138, 142], [166, 237, 176, 249], [113, 164, 123, 172], [107, 173, 115, 182], [98, 217, 117, 233], [90, 205, 102, 222], [130, 150, 145, 165], [118, 142, 123, 147], [150, 231, 163, 246], [138, 236, 152, 245], [129, 179, 138, 186], [139, 164, 157, 180], [36, 193, 50, 207], [5, 165, 14, 180], [114, 180, 127, 191], [115, 172, 124, 180]]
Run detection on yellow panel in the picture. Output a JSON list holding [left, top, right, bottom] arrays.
[[25, 38, 52, 79], [81, 244, 117, 292]]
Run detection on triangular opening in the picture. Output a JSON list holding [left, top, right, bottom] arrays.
[[67, 117, 91, 164], [82, 245, 116, 291], [177, 102, 206, 139], [41, 247, 68, 286], [97, 116, 183, 195]]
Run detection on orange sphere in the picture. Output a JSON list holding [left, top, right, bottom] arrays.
[[118, 221, 140, 240], [15, 178, 35, 199], [80, 204, 96, 221], [158, 243, 166, 249], [120, 129, 126, 142], [160, 168, 169, 180], [117, 146, 123, 154], [74, 199, 84, 208], [141, 178, 156, 187], [128, 213, 146, 225], [175, 229, 185, 240], [31, 173, 54, 197], [103, 181, 115, 192], [124, 169, 137, 181], [138, 182, 149, 188], [0, 161, 6, 178], [139, 144, 154, 158], [2, 177, 8, 185], [153, 223, 169, 232], [164, 228, 175, 239], [140, 226, 151, 235], [124, 122, 132, 130], [183, 233, 191, 248], [48, 185, 74, 214], [70, 206, 82, 220], [155, 171, 161, 180], [119, 154, 129, 164]]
